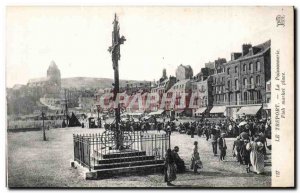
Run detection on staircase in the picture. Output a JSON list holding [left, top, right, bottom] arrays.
[[89, 149, 165, 179]]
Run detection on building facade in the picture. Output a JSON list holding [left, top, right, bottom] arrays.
[[209, 40, 271, 119], [175, 64, 193, 81], [150, 69, 177, 112], [191, 76, 213, 117], [165, 79, 192, 117]]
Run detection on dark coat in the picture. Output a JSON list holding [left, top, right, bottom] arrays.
[[218, 137, 227, 150]]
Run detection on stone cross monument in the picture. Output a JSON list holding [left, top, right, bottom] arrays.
[[108, 13, 126, 150]]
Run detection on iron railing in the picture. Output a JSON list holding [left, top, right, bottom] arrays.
[[73, 131, 170, 171], [213, 99, 263, 106]]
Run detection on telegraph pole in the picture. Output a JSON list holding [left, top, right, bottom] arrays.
[[42, 111, 46, 141], [108, 13, 126, 150], [64, 89, 69, 126]]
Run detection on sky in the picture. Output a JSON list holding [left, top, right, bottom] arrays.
[[6, 6, 274, 88]]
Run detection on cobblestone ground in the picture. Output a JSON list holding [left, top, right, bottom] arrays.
[[7, 127, 271, 188]]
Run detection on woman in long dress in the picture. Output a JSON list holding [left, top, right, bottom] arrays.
[[164, 149, 177, 186], [191, 141, 202, 174], [246, 140, 265, 174]]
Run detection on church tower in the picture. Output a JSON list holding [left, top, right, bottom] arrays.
[[47, 60, 61, 89]]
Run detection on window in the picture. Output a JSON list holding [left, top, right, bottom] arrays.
[[243, 78, 247, 86], [227, 80, 231, 89], [235, 79, 239, 89], [235, 66, 238, 73], [256, 75, 261, 85], [256, 61, 261, 71], [249, 63, 253, 73], [250, 77, 254, 87], [257, 90, 262, 100], [244, 92, 248, 102], [227, 68, 230, 75], [243, 64, 247, 72]]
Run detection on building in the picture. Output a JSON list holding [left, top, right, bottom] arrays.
[[175, 64, 193, 81], [165, 79, 192, 117], [194, 67, 215, 81], [204, 58, 227, 72], [121, 81, 152, 95], [209, 40, 271, 119], [191, 76, 213, 117], [262, 80, 271, 118], [27, 61, 61, 94], [150, 70, 177, 112]]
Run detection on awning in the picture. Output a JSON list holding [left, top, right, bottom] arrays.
[[263, 103, 271, 110], [148, 109, 165, 116], [128, 112, 143, 116], [210, 106, 226, 114], [175, 110, 184, 114], [195, 107, 207, 114], [237, 106, 262, 115]]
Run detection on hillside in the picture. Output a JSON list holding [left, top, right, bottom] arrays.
[[61, 77, 148, 89]]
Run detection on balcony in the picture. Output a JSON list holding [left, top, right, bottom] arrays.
[[213, 99, 263, 106], [213, 90, 223, 95], [224, 87, 232, 93], [215, 82, 225, 86], [246, 84, 255, 90], [239, 99, 263, 105], [213, 101, 228, 105], [233, 86, 240, 92]]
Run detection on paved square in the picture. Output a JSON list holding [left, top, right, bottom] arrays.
[[7, 127, 271, 187]]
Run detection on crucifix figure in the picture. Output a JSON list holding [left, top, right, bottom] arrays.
[[108, 13, 126, 150]]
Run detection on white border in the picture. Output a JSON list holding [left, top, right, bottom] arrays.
[[1, 1, 298, 193]]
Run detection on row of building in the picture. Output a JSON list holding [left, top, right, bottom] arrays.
[[11, 40, 271, 120], [95, 40, 271, 120]]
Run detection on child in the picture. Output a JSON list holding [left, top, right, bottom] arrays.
[[190, 141, 203, 174]]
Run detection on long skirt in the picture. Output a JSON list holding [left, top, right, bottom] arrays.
[[165, 163, 177, 182], [250, 151, 264, 174]]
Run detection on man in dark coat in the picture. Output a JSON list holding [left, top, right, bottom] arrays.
[[172, 146, 186, 173], [218, 133, 227, 161], [232, 136, 243, 164], [211, 125, 220, 156]]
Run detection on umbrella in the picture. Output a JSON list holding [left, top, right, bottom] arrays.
[[239, 121, 248, 127], [240, 132, 249, 139]]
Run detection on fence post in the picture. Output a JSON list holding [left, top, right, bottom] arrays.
[[154, 134, 157, 159], [168, 133, 171, 149], [73, 134, 75, 162], [88, 138, 91, 171], [78, 134, 82, 165]]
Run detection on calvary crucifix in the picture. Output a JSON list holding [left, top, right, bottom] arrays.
[[108, 13, 126, 150]]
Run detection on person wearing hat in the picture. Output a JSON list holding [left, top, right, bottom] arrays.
[[211, 124, 220, 156], [241, 139, 251, 173], [246, 139, 265, 174], [164, 149, 177, 186], [232, 136, 243, 164], [218, 133, 227, 161], [172, 146, 186, 173]]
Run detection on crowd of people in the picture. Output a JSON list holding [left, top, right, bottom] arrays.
[[106, 115, 271, 140], [162, 116, 271, 186], [100, 114, 271, 186]]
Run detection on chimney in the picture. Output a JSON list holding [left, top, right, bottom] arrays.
[[251, 46, 261, 55], [231, 52, 242, 60], [242, 44, 252, 56]]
